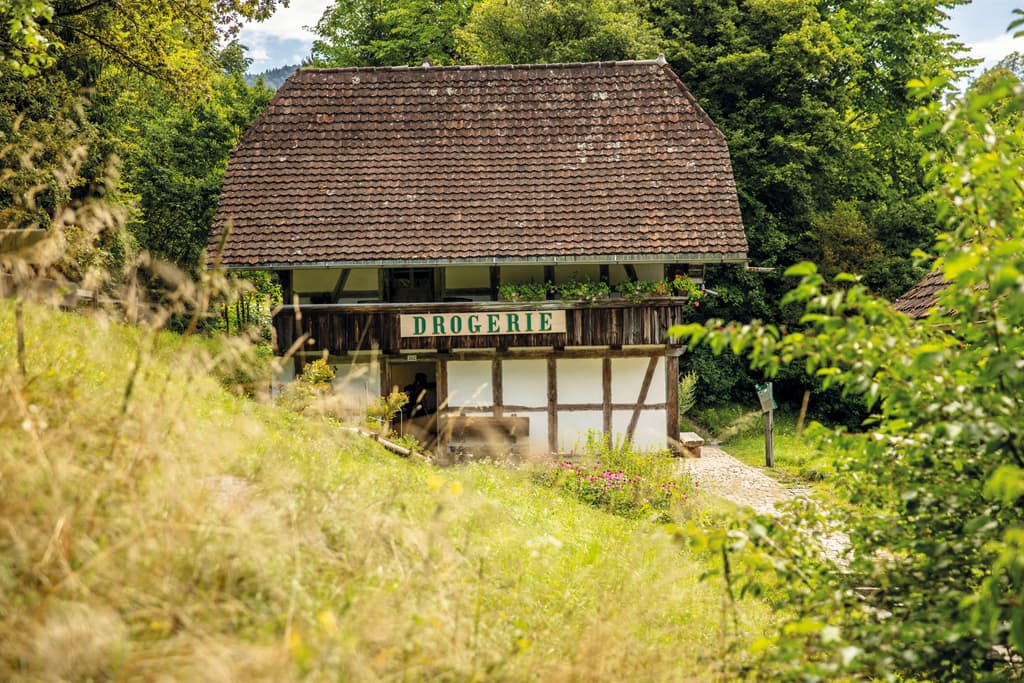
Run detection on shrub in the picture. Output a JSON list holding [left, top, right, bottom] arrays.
[[535, 431, 690, 520], [366, 389, 408, 436], [553, 278, 610, 304]]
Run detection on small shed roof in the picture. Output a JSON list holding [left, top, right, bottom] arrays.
[[209, 59, 748, 269], [893, 269, 948, 319]]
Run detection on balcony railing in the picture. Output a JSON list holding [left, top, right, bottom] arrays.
[[274, 298, 693, 355]]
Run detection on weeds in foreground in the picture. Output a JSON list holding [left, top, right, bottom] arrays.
[[532, 431, 696, 521]]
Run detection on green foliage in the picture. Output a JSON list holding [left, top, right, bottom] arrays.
[[116, 58, 274, 273], [535, 431, 690, 520], [668, 64, 1024, 678], [366, 389, 409, 434], [680, 343, 752, 407], [455, 0, 661, 64], [552, 277, 609, 304], [646, 0, 971, 311], [278, 358, 338, 414], [0, 301, 776, 680], [677, 371, 697, 417], [311, 0, 473, 67], [497, 280, 549, 302]]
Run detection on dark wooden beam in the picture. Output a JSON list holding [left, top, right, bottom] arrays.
[[599, 264, 610, 284], [489, 266, 500, 300], [626, 356, 659, 441], [492, 358, 503, 418], [666, 352, 680, 455], [332, 268, 351, 302], [602, 357, 612, 436], [624, 264, 639, 281], [436, 358, 450, 454], [547, 357, 558, 453], [278, 270, 293, 306]]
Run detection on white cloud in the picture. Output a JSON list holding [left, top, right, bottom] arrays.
[[241, 0, 334, 41], [966, 32, 1024, 68]]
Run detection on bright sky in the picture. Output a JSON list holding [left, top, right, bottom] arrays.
[[238, 0, 1024, 75]]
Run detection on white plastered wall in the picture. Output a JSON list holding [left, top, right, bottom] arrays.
[[558, 411, 604, 452], [293, 268, 342, 292], [445, 266, 489, 289], [499, 265, 545, 285], [611, 410, 668, 451], [502, 359, 547, 407], [553, 264, 601, 283], [447, 360, 493, 408], [612, 357, 666, 404], [557, 358, 602, 404], [332, 357, 381, 414]]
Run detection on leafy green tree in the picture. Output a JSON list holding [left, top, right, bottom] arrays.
[[113, 45, 274, 272], [646, 0, 970, 316], [310, 0, 474, 67], [455, 0, 661, 64], [671, 67, 1024, 679]]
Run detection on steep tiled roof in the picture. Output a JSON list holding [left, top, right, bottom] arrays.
[[893, 269, 948, 319], [210, 60, 748, 268]]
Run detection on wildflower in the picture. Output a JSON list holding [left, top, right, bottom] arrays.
[[449, 481, 464, 496], [318, 610, 338, 635], [426, 474, 444, 490]]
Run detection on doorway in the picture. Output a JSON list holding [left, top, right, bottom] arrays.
[[388, 359, 439, 447]]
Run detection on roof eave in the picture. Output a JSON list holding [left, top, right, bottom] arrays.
[[213, 251, 749, 271]]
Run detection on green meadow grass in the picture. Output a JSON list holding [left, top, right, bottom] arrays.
[[1, 301, 775, 681]]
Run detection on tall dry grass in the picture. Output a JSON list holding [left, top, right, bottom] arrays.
[[1, 137, 774, 681]]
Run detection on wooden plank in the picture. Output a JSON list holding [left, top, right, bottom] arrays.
[[602, 357, 612, 436], [278, 270, 293, 307], [666, 352, 680, 455], [492, 358, 503, 418], [436, 358, 450, 453], [599, 264, 610, 284], [332, 268, 351, 302], [625, 264, 639, 281], [547, 357, 557, 453], [489, 266, 500, 299], [626, 356, 659, 441], [544, 265, 555, 287]]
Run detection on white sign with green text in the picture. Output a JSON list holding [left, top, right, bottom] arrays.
[[399, 310, 567, 338]]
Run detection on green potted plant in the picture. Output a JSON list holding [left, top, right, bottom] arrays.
[[497, 281, 550, 302], [554, 278, 610, 304]]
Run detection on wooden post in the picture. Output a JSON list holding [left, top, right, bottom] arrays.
[[436, 358, 449, 455], [765, 381, 775, 468], [489, 266, 500, 300], [795, 389, 810, 439], [547, 356, 558, 454], [492, 358, 503, 418], [602, 357, 612, 436], [666, 351, 680, 455]]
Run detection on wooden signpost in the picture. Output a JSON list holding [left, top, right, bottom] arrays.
[[756, 382, 775, 468]]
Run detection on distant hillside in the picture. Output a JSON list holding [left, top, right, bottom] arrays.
[[245, 64, 299, 90]]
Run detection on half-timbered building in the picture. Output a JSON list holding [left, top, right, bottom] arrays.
[[209, 58, 748, 456]]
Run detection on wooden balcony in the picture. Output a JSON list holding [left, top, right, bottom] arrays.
[[274, 299, 693, 355]]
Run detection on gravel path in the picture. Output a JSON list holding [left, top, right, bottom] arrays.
[[680, 445, 850, 563], [680, 445, 804, 514]]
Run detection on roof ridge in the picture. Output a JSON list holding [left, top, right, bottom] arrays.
[[295, 59, 665, 75]]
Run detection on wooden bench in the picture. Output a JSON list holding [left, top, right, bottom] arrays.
[[444, 415, 530, 461], [678, 431, 705, 458]]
